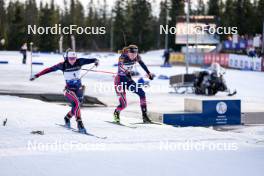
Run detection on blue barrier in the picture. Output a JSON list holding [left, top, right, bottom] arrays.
[[162, 99, 241, 126], [158, 75, 170, 80], [0, 61, 8, 64], [32, 62, 44, 65], [160, 63, 172, 67]]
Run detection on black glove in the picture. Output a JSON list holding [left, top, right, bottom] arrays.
[[148, 73, 154, 80], [94, 59, 99, 67]]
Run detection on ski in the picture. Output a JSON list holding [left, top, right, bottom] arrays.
[[105, 121, 137, 129], [56, 123, 107, 139], [56, 123, 75, 130], [71, 129, 107, 139], [132, 121, 162, 125]]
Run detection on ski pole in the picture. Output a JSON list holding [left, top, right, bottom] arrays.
[[87, 69, 117, 75], [81, 69, 154, 79], [80, 65, 96, 79], [84, 69, 153, 78], [30, 42, 33, 79]]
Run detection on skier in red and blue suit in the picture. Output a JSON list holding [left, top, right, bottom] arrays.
[[113, 45, 154, 123], [30, 49, 99, 133]]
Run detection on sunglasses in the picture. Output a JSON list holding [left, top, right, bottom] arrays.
[[128, 48, 138, 53], [68, 57, 77, 60]]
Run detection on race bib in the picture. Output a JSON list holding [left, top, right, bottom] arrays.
[[64, 70, 80, 81], [123, 63, 134, 71]]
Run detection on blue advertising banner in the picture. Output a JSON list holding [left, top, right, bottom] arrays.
[[223, 40, 247, 50], [163, 100, 241, 126]]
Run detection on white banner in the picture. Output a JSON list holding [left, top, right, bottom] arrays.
[[228, 54, 262, 71]]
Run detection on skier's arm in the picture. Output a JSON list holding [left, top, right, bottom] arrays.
[[30, 62, 63, 80], [137, 56, 154, 80], [78, 58, 99, 66], [138, 60, 150, 74]]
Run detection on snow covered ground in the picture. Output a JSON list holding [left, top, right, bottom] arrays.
[[0, 51, 264, 176]]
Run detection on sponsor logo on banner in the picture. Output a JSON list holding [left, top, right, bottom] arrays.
[[204, 53, 229, 67], [240, 59, 243, 68], [205, 53, 212, 65], [170, 53, 185, 63], [216, 102, 227, 114], [244, 60, 250, 69], [227, 54, 263, 71], [234, 59, 238, 67], [252, 58, 262, 71]]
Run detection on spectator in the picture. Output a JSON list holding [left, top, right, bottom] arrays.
[[247, 47, 256, 57], [20, 43, 27, 64], [163, 49, 170, 66]]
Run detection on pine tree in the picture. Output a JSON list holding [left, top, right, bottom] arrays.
[[234, 0, 254, 35], [38, 1, 60, 51], [169, 0, 185, 50], [70, 0, 85, 50], [0, 0, 7, 49], [7, 1, 26, 50], [60, 0, 71, 49], [207, 0, 221, 16], [222, 0, 236, 26], [158, 0, 168, 48], [220, 0, 236, 39], [256, 0, 264, 33], [129, 0, 153, 51], [98, 0, 110, 49], [112, 0, 126, 50], [84, 0, 94, 50], [1, 0, 261, 51], [25, 0, 39, 48], [197, 0, 205, 15]]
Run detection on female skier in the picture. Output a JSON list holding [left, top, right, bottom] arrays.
[[30, 49, 99, 133], [114, 45, 154, 123]]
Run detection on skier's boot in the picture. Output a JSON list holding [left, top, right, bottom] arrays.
[[113, 109, 120, 123], [77, 120, 87, 134], [142, 106, 151, 123], [64, 115, 71, 128], [143, 113, 151, 123]]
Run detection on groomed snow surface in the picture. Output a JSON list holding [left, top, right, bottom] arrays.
[[0, 51, 264, 176]]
